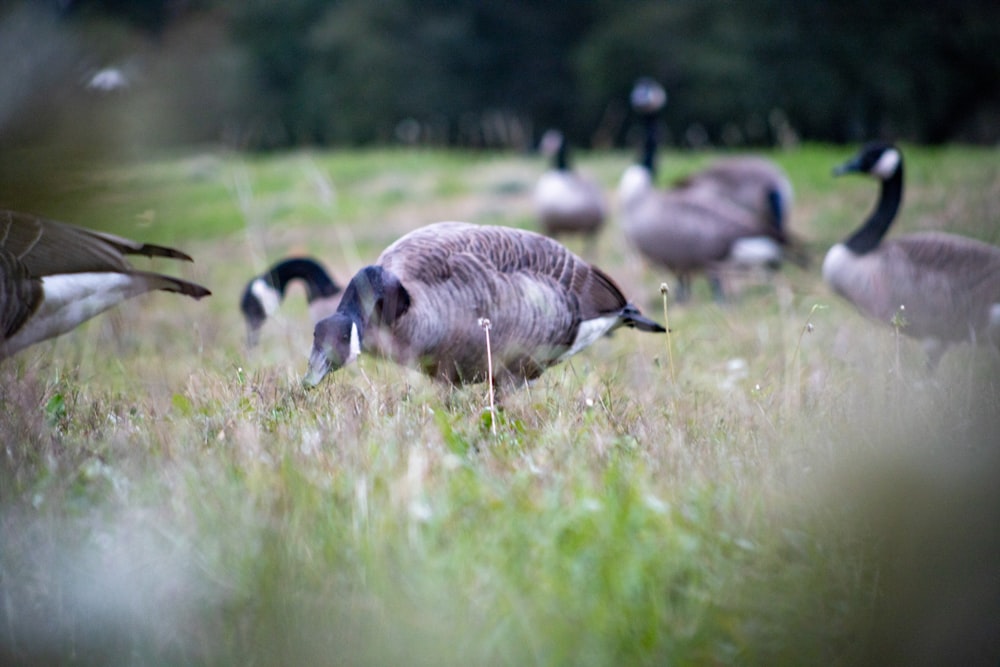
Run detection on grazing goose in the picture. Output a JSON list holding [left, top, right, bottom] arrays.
[[823, 142, 1000, 368], [0, 209, 211, 360], [673, 157, 810, 268], [618, 78, 796, 301], [533, 129, 607, 249], [240, 257, 342, 346], [303, 221, 666, 390]]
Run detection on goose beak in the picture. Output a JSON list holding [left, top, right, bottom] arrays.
[[302, 349, 332, 388], [833, 156, 861, 176]]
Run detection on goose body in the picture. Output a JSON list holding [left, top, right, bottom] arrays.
[[533, 129, 607, 241], [240, 257, 341, 345], [618, 78, 801, 301], [0, 210, 211, 360], [619, 168, 775, 299], [823, 142, 1000, 366], [304, 222, 665, 389], [673, 157, 794, 236]]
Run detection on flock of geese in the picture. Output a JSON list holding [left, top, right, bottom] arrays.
[[3, 79, 999, 391]]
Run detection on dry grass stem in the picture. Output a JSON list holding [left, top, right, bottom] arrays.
[[479, 317, 497, 435]]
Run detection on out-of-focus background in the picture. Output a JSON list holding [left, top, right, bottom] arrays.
[[4, 0, 999, 156]]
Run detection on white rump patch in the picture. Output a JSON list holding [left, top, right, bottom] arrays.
[[872, 148, 901, 180], [348, 322, 362, 364], [250, 278, 281, 317], [729, 237, 781, 267], [3, 273, 140, 355], [559, 315, 620, 362]]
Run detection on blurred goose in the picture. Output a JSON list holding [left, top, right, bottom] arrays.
[[673, 157, 809, 268], [824, 142, 1000, 368], [618, 77, 797, 301], [0, 209, 211, 360], [240, 257, 342, 346], [533, 129, 607, 249], [303, 221, 665, 390]]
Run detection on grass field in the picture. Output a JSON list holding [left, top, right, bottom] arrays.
[[2, 144, 999, 665]]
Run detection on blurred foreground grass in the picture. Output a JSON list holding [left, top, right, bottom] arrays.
[[2, 144, 999, 665]]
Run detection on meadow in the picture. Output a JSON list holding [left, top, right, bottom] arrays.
[[2, 144, 999, 665]]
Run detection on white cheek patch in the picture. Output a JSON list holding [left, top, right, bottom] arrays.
[[250, 278, 281, 317], [559, 314, 620, 362], [347, 322, 362, 364], [872, 148, 901, 180]]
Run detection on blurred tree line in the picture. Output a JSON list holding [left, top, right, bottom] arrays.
[[5, 0, 1000, 151]]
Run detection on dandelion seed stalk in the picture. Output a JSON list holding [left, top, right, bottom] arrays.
[[660, 283, 677, 385], [479, 317, 497, 435]]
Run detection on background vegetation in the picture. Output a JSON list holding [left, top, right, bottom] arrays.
[[1, 144, 999, 665], [3, 0, 1000, 154]]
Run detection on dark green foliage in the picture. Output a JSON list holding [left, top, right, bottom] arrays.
[[33, 0, 1000, 149]]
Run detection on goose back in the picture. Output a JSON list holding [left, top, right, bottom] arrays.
[[375, 222, 627, 382], [674, 157, 794, 232], [620, 178, 772, 273]]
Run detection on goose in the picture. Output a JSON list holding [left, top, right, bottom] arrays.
[[533, 129, 607, 250], [303, 221, 666, 390], [618, 78, 799, 301], [672, 157, 810, 268], [823, 142, 1000, 368], [240, 257, 342, 346], [0, 209, 211, 360], [674, 156, 794, 239]]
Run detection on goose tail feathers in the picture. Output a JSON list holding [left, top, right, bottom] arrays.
[[133, 271, 212, 299]]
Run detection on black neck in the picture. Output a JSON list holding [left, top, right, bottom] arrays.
[[267, 258, 340, 301], [845, 164, 904, 255], [554, 139, 570, 171], [336, 265, 410, 329], [639, 113, 658, 177]]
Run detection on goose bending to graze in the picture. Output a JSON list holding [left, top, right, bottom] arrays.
[[618, 78, 800, 301], [240, 257, 341, 346], [303, 222, 666, 390], [673, 157, 810, 268], [533, 129, 607, 248], [0, 209, 211, 360], [823, 142, 1000, 368]]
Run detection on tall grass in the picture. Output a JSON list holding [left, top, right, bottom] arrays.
[[2, 144, 999, 665]]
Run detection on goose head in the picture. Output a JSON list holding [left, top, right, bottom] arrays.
[[630, 77, 667, 115], [833, 142, 901, 181], [302, 265, 410, 387], [303, 313, 362, 387], [240, 278, 280, 346]]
